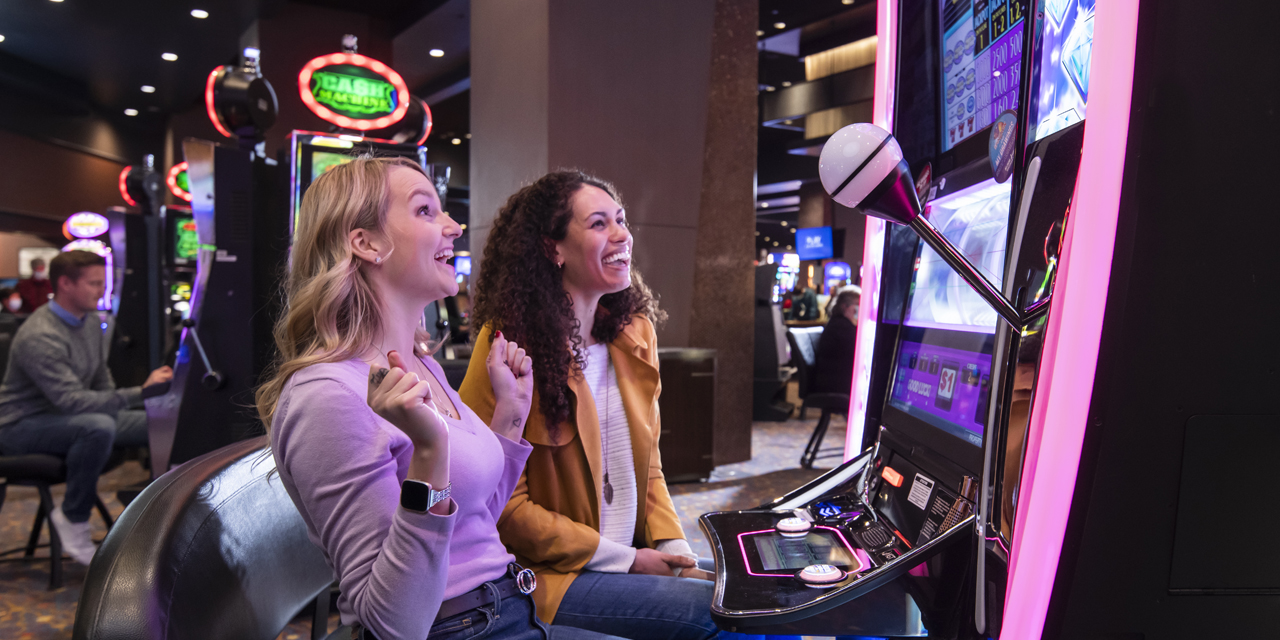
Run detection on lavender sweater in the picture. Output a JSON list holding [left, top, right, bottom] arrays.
[[271, 357, 532, 639]]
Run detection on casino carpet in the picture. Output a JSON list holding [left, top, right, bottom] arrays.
[[0, 416, 850, 640]]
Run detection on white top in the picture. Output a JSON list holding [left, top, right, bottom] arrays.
[[580, 343, 695, 573]]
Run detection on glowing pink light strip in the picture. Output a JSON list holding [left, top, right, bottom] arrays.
[[1001, 3, 1141, 638], [735, 527, 865, 577], [845, 0, 898, 460]]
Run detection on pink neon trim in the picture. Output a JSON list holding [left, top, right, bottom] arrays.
[[845, 0, 899, 460], [1001, 3, 1141, 638], [735, 526, 865, 577]]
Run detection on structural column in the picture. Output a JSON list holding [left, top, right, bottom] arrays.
[[472, 0, 757, 464]]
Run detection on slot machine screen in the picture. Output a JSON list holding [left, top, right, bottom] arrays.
[[173, 215, 198, 265], [290, 132, 426, 237], [938, 0, 1027, 153], [884, 179, 1010, 462], [1026, 0, 1093, 141]]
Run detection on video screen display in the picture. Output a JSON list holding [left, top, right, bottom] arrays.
[[752, 530, 855, 571], [1027, 0, 1093, 141], [889, 178, 1010, 448], [173, 216, 198, 264], [939, 0, 1026, 152], [311, 150, 357, 181], [904, 179, 1010, 333], [795, 227, 835, 260]]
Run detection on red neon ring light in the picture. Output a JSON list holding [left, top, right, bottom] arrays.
[[168, 162, 192, 202], [204, 67, 235, 139], [417, 98, 433, 146], [118, 166, 138, 207], [297, 52, 411, 131]]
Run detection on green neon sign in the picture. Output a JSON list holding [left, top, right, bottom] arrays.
[[310, 67, 397, 119]]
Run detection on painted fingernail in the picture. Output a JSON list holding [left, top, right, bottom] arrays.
[[497, 331, 503, 339]]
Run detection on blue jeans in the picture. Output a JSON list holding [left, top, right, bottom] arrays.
[[555, 571, 724, 640], [0, 409, 147, 522], [421, 585, 625, 640]]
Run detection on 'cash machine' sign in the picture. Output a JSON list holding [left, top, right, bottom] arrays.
[[298, 53, 410, 131]]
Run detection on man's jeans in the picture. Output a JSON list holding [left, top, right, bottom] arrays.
[[0, 410, 147, 522]]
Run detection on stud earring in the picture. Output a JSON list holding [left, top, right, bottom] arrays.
[[375, 256, 382, 264]]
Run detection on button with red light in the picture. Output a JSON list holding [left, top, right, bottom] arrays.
[[881, 466, 904, 487]]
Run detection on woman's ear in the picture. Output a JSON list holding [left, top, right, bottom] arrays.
[[349, 228, 385, 265], [542, 237, 563, 269]]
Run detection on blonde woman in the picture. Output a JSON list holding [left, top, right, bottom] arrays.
[[258, 157, 624, 640]]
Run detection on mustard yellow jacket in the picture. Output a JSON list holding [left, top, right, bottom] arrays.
[[459, 316, 687, 622]]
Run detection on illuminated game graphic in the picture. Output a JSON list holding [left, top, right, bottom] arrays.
[[310, 150, 355, 181], [889, 337, 991, 445], [905, 179, 1010, 333], [297, 53, 410, 131], [174, 216, 199, 264], [939, 0, 1024, 152], [1028, 0, 1093, 141]]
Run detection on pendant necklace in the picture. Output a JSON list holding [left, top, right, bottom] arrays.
[[602, 351, 614, 505]]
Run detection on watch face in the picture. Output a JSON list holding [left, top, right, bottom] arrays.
[[401, 480, 434, 512]]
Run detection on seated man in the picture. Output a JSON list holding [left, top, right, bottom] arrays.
[[0, 250, 172, 565], [811, 289, 860, 395]]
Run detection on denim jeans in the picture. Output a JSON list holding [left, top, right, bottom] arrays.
[[0, 409, 147, 522], [369, 582, 625, 640], [555, 571, 725, 640]]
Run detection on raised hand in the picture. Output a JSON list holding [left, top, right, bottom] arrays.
[[367, 351, 449, 450], [486, 331, 534, 440]]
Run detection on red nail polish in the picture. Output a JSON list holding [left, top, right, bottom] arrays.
[[497, 331, 503, 338]]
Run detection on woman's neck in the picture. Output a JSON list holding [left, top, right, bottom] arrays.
[[567, 287, 604, 347], [370, 294, 430, 363]]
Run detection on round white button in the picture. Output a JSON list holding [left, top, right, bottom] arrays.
[[798, 564, 846, 586], [775, 517, 812, 537]]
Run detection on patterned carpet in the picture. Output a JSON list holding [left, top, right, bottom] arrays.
[[0, 416, 849, 640]]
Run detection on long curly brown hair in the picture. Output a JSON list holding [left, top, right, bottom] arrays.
[[471, 170, 666, 428]]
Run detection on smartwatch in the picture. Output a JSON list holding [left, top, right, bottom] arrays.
[[401, 480, 451, 513]]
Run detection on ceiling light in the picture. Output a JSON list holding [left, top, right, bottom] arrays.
[[760, 202, 769, 208], [843, 0, 855, 4], [756, 30, 764, 36], [124, 109, 138, 116], [765, 86, 776, 92], [464, 133, 471, 139], [764, 237, 771, 241], [429, 49, 444, 57], [451, 138, 461, 145], [191, 9, 209, 18], [773, 241, 779, 246], [774, 22, 786, 29], [0, 35, 5, 43], [50, 0, 64, 3], [780, 221, 787, 226], [787, 245, 793, 250], [755, 231, 760, 236], [141, 85, 155, 93], [790, 228, 796, 233], [782, 81, 792, 87], [162, 53, 178, 61]]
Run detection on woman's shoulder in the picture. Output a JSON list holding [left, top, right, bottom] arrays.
[[617, 313, 658, 348]]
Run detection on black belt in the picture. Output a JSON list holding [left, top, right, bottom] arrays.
[[353, 564, 537, 640]]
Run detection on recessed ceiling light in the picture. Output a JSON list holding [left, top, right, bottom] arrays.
[[790, 228, 796, 233], [0, 35, 5, 43], [464, 133, 471, 139], [50, 0, 64, 3], [843, 0, 855, 4], [124, 109, 139, 116], [429, 49, 444, 57], [760, 202, 769, 208], [191, 9, 209, 18], [786, 245, 793, 250], [774, 22, 786, 29], [773, 241, 779, 246], [780, 221, 787, 226], [756, 30, 764, 36], [765, 86, 776, 92], [451, 138, 461, 145], [162, 53, 178, 61], [141, 85, 155, 93], [764, 237, 771, 241], [755, 231, 760, 236], [781, 81, 792, 87]]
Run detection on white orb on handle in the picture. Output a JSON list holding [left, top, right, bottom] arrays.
[[818, 123, 909, 214]]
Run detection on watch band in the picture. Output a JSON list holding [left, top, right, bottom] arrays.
[[401, 479, 451, 513]]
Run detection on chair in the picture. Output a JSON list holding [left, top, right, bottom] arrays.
[[73, 436, 347, 640], [0, 453, 115, 590], [786, 328, 850, 469]]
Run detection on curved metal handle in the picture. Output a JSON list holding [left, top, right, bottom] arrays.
[[181, 318, 224, 390]]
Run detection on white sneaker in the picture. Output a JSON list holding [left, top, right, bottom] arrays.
[[49, 506, 97, 566]]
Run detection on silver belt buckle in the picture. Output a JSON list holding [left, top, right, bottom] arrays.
[[515, 568, 537, 595]]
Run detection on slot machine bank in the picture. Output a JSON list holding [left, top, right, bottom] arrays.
[[700, 2, 1280, 638], [146, 41, 435, 474]]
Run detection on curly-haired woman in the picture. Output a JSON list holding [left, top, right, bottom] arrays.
[[460, 171, 723, 640], [259, 158, 624, 640]]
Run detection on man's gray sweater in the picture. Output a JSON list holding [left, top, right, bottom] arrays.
[[0, 304, 141, 427]]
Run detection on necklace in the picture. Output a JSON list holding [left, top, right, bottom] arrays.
[[601, 349, 614, 505]]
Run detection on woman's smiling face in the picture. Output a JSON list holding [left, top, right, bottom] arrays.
[[380, 166, 462, 302], [554, 184, 633, 301]]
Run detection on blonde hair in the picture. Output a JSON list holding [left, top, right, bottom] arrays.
[[255, 156, 434, 432]]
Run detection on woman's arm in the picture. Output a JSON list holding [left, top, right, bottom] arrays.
[[276, 379, 454, 640]]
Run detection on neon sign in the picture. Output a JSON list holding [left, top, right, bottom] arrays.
[[118, 166, 138, 207], [298, 53, 410, 131], [168, 162, 192, 202], [66, 212, 110, 239]]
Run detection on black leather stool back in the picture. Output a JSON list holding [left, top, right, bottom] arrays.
[[73, 437, 335, 640]]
